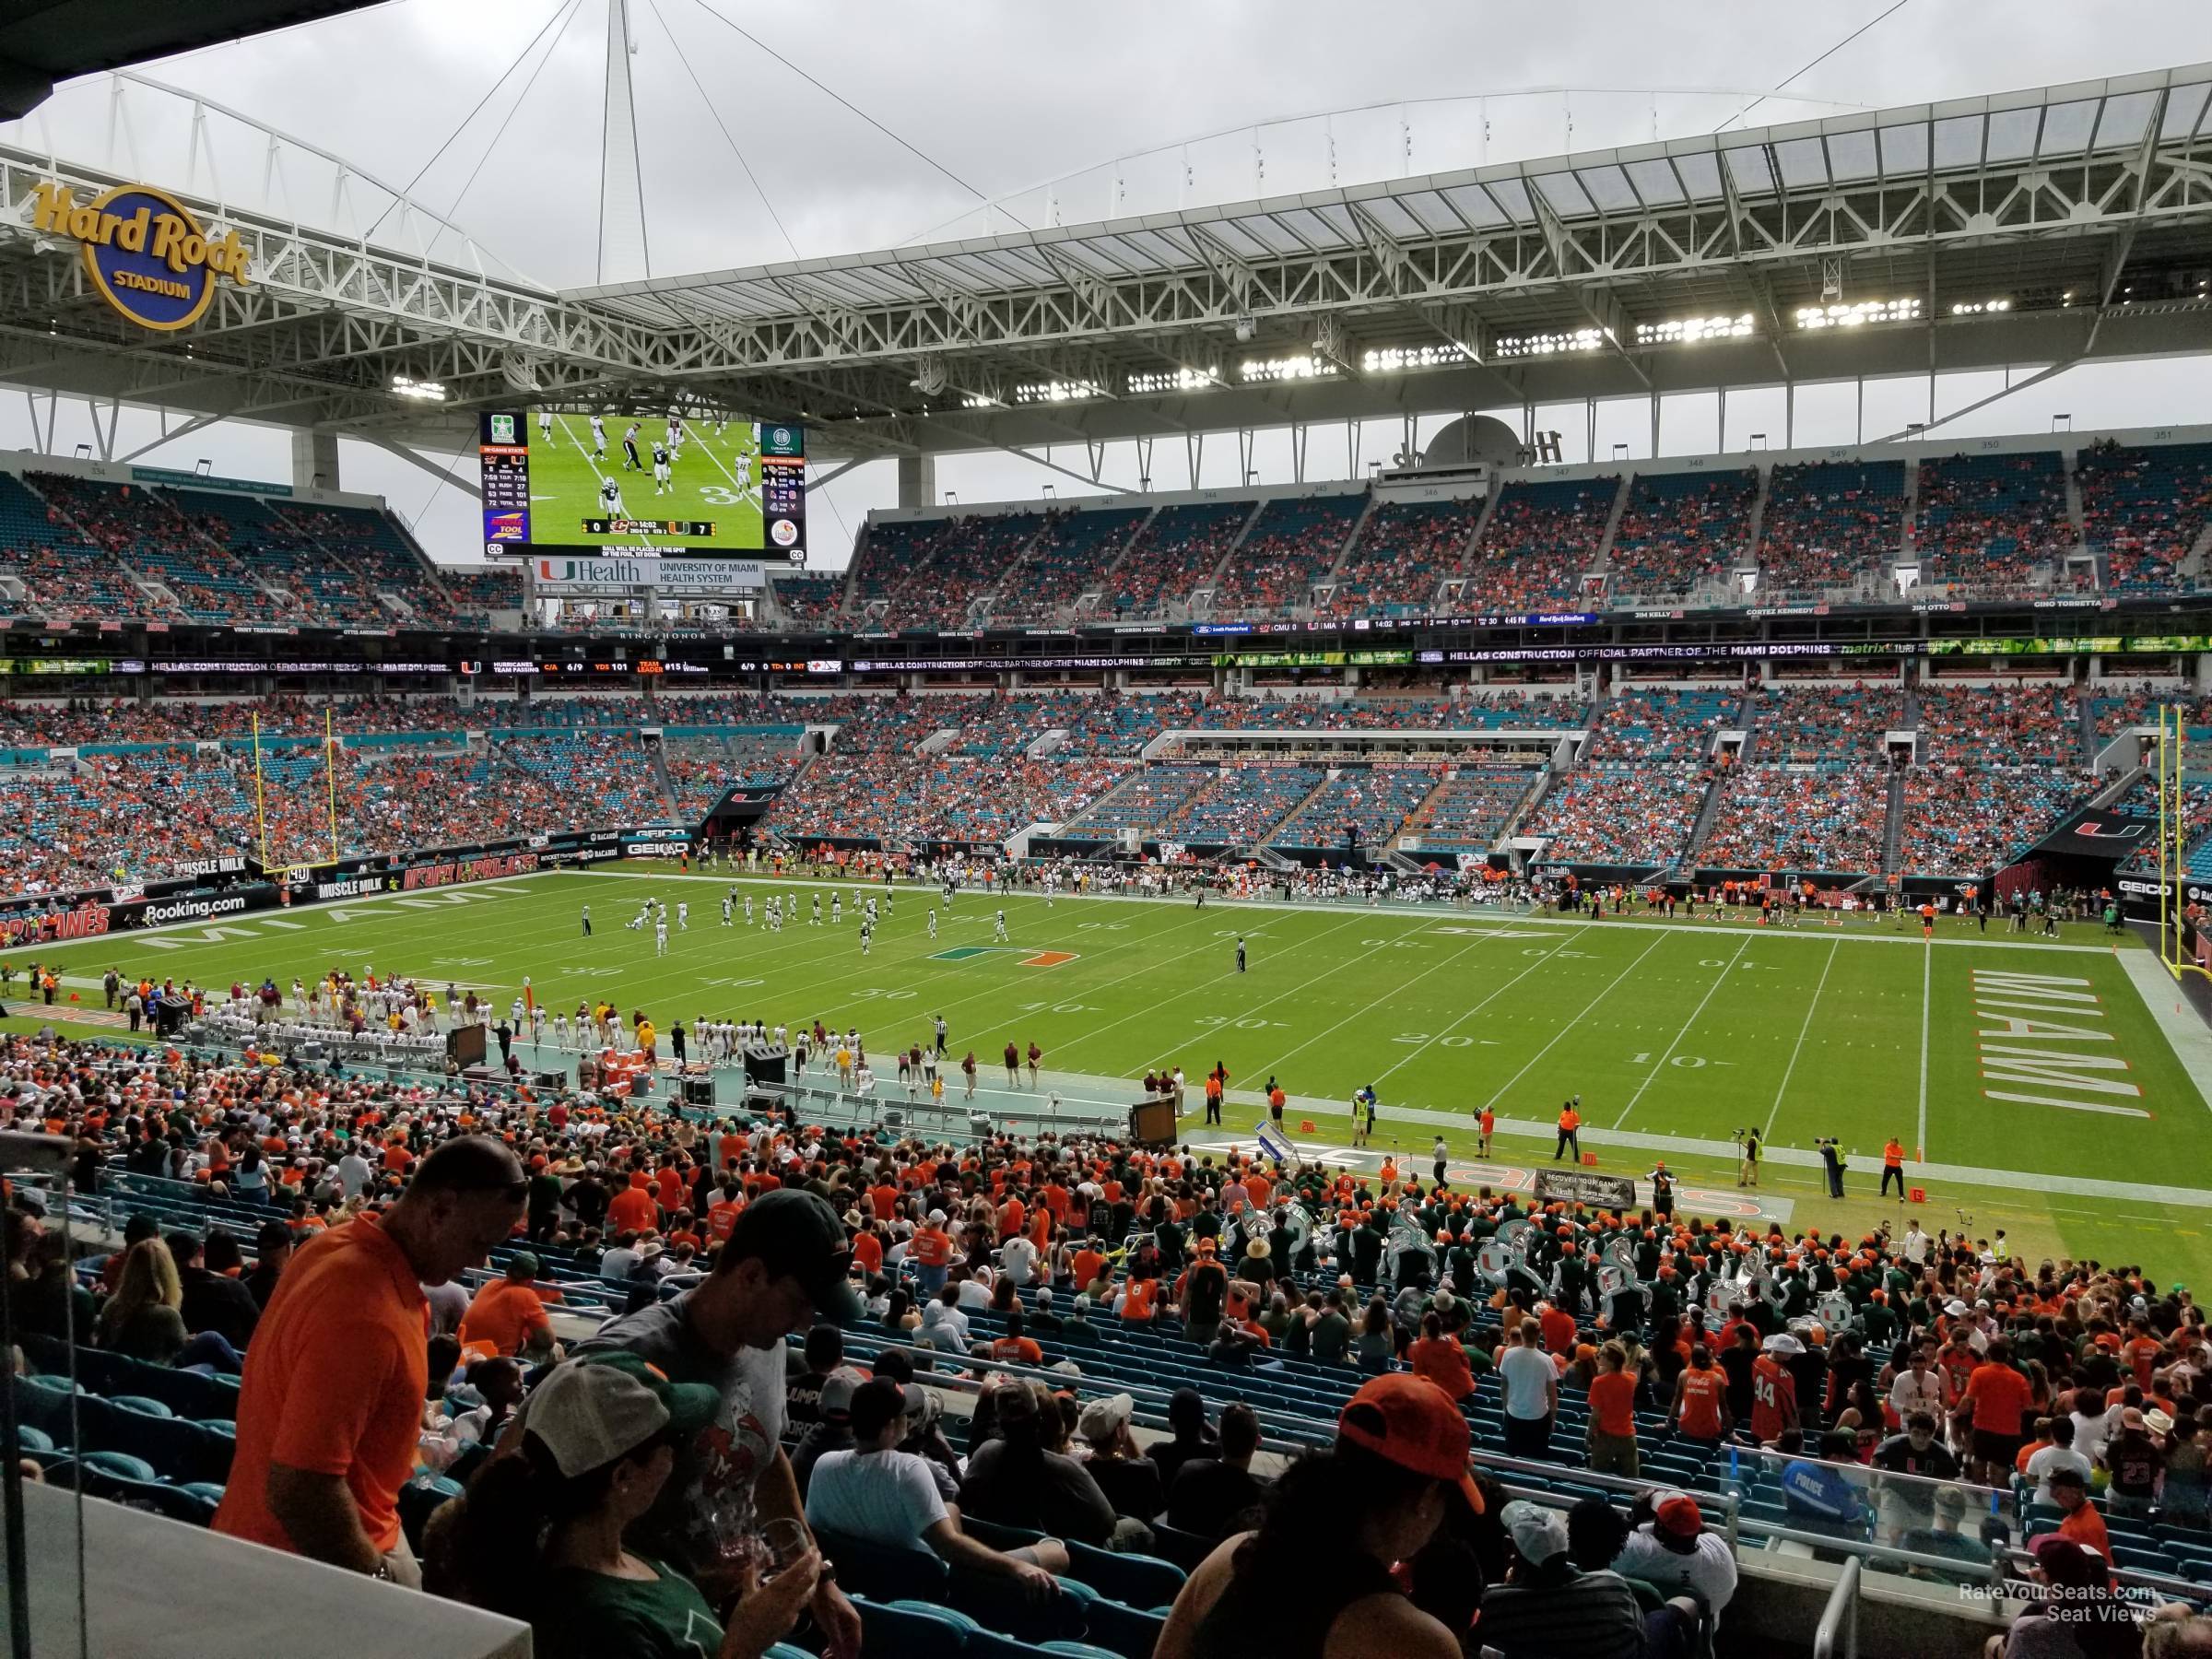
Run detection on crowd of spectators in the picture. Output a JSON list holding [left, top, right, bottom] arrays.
[[11, 935, 2212, 1655], [1267, 765, 1443, 851], [1584, 689, 1738, 767], [1159, 765, 1326, 846], [763, 756, 1136, 845], [1109, 502, 1253, 617], [1695, 767, 1890, 874], [1211, 494, 1366, 617], [2079, 441, 2212, 594], [1914, 684, 2080, 767], [1464, 476, 1618, 612], [990, 507, 1151, 627], [1321, 497, 1483, 618], [1526, 768, 1712, 866], [1897, 767, 2089, 877], [1912, 452, 2075, 593], [1395, 768, 1543, 853], [1754, 460, 1906, 594], [32, 473, 261, 625], [1750, 685, 1904, 768], [1606, 469, 1757, 598]]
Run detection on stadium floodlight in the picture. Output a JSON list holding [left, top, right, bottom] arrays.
[[390, 374, 447, 402], [1492, 327, 1605, 359], [1631, 312, 1753, 347], [1013, 379, 1104, 405], [1361, 344, 1472, 373], [1126, 366, 1220, 395], [1238, 354, 1336, 382], [1794, 299, 1922, 329], [1948, 299, 2013, 315], [1234, 315, 1256, 342]]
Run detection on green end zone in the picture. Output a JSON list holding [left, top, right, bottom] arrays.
[[929, 946, 997, 961]]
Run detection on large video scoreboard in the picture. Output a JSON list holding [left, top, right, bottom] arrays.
[[477, 409, 806, 560]]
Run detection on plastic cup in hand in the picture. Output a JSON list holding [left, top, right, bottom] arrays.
[[757, 1518, 809, 1575]]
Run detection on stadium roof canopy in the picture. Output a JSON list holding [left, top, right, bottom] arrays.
[[0, 60, 2209, 465], [0, 0, 386, 116]]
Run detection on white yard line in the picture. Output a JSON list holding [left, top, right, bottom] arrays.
[[1764, 937, 1840, 1142], [1243, 923, 1512, 1080], [1612, 934, 1751, 1128], [1916, 941, 1933, 1160], [1367, 924, 1601, 1090], [1478, 933, 1668, 1116]]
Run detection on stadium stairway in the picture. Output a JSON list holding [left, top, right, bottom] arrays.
[[1188, 499, 1266, 615], [645, 737, 686, 827], [1681, 770, 1730, 869], [1899, 458, 1922, 565], [1587, 473, 1633, 583], [1741, 464, 1772, 569], [2062, 451, 2088, 549], [1314, 490, 1382, 598], [1073, 506, 1161, 625], [1880, 771, 1907, 877]]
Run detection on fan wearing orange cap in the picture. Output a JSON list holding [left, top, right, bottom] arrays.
[[1155, 1373, 1482, 1659]]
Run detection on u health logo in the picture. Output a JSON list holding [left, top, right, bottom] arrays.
[[30, 180, 252, 331]]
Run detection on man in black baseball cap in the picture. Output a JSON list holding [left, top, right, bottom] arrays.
[[574, 1187, 863, 1658]]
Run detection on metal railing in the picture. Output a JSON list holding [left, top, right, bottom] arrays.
[[737, 1077, 1125, 1144], [1813, 1557, 1861, 1659]]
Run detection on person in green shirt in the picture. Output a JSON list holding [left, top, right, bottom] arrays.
[[450, 1351, 820, 1659], [1310, 1290, 1354, 1364]]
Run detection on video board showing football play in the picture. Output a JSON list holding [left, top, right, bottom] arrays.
[[477, 409, 806, 559]]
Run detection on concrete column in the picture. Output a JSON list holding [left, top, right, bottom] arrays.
[[290, 430, 340, 494], [897, 454, 936, 510]]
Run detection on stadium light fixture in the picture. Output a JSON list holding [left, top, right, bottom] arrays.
[[1126, 366, 1219, 396], [1948, 299, 2013, 316], [1238, 354, 1335, 383], [390, 374, 447, 402], [1361, 345, 1471, 373], [1631, 312, 1753, 347], [1794, 299, 1922, 330], [1492, 327, 1604, 359], [1014, 379, 1104, 405]]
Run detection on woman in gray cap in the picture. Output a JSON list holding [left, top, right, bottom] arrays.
[[450, 1351, 821, 1658]]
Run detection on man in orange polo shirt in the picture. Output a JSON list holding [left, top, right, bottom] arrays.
[[216, 1136, 525, 1585], [456, 1252, 559, 1360], [1554, 1100, 1582, 1162]]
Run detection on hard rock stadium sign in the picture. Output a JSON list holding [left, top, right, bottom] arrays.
[[29, 181, 252, 331]]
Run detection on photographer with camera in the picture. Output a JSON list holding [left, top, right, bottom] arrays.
[[1735, 1127, 1760, 1190], [1816, 1136, 1846, 1200]]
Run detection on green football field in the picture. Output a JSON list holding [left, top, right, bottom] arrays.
[[7, 866, 2210, 1288], [528, 410, 763, 551]]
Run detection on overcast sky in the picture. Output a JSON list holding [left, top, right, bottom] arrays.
[[5, 0, 2212, 566]]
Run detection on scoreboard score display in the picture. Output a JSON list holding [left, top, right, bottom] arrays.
[[477, 409, 806, 561]]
